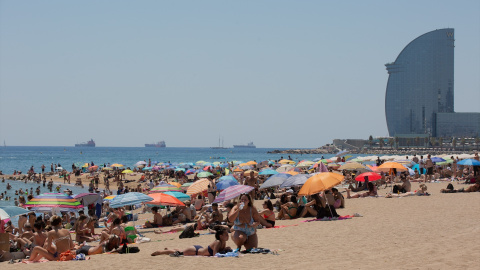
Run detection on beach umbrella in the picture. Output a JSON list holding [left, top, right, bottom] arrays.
[[218, 175, 237, 182], [243, 170, 258, 176], [278, 159, 295, 165], [298, 172, 344, 196], [185, 169, 197, 175], [376, 162, 408, 172], [431, 157, 446, 163], [338, 162, 368, 171], [284, 171, 300, 176], [103, 195, 116, 201], [216, 178, 239, 190], [111, 164, 124, 168], [102, 167, 113, 171], [246, 161, 257, 166], [276, 165, 294, 173], [457, 159, 480, 166], [259, 173, 291, 189], [110, 192, 153, 208], [258, 169, 278, 176], [82, 163, 90, 168], [88, 165, 98, 171], [186, 179, 211, 195], [280, 174, 310, 188], [213, 185, 254, 203], [25, 193, 83, 210], [0, 206, 32, 219], [142, 167, 153, 171], [150, 183, 182, 193], [197, 171, 213, 178], [355, 172, 382, 182], [147, 193, 185, 207], [135, 161, 147, 167], [180, 182, 194, 191], [122, 169, 134, 174], [163, 191, 190, 202], [73, 193, 100, 206], [168, 182, 182, 188]]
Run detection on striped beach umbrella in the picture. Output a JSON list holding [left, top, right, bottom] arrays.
[[163, 191, 190, 202], [149, 183, 182, 193], [25, 193, 83, 210], [213, 185, 254, 203], [186, 179, 211, 195]]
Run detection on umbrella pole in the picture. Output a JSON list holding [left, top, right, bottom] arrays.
[[323, 191, 334, 219]]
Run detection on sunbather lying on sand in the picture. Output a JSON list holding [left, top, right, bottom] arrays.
[[386, 184, 429, 198], [151, 228, 230, 257], [346, 182, 377, 198]]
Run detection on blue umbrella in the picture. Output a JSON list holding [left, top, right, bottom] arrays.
[[280, 174, 311, 188], [110, 192, 153, 208], [163, 191, 191, 202], [259, 173, 291, 189], [218, 175, 236, 182], [457, 159, 480, 166], [216, 178, 239, 190], [0, 206, 32, 219], [258, 169, 278, 176], [431, 157, 446, 163]]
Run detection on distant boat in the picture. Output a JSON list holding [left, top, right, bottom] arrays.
[[145, 141, 166, 147], [211, 136, 228, 149], [75, 139, 95, 147], [233, 142, 256, 148]]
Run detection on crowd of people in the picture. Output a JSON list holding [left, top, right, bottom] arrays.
[[1, 153, 479, 263]]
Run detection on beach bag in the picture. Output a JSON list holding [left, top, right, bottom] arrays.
[[179, 225, 197, 239], [119, 243, 140, 254], [59, 250, 76, 261]]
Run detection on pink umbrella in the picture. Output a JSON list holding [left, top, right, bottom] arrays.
[[213, 185, 254, 203], [355, 172, 382, 182]]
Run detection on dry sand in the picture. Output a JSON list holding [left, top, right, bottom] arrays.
[[3, 181, 480, 269]]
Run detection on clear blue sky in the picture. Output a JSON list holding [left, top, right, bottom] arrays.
[[1, 0, 479, 147]]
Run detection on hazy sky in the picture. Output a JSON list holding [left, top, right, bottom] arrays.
[[1, 0, 479, 148]]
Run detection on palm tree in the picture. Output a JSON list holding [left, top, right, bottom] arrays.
[[452, 137, 457, 150], [424, 137, 429, 148], [460, 138, 466, 151], [379, 139, 384, 149], [406, 139, 411, 148], [438, 137, 443, 150], [395, 137, 399, 149], [368, 135, 373, 148], [415, 137, 420, 148], [430, 137, 436, 149], [389, 138, 394, 149], [475, 137, 480, 149]]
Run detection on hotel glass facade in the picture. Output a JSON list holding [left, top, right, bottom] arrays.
[[385, 29, 479, 138]]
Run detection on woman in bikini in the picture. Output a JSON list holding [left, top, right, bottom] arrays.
[[74, 215, 96, 242], [276, 195, 298, 220], [228, 193, 261, 251], [28, 215, 75, 262], [74, 234, 122, 256], [258, 200, 275, 228], [150, 228, 230, 257], [298, 194, 325, 218]]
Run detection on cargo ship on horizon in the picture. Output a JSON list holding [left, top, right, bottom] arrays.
[[233, 142, 256, 148], [75, 139, 95, 147], [145, 141, 166, 147]]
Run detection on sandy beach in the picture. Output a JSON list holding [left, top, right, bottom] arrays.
[[2, 180, 479, 270]]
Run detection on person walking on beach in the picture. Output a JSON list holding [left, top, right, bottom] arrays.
[[245, 171, 257, 200], [425, 155, 434, 182], [41, 164, 45, 174]]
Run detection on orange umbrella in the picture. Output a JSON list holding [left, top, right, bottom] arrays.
[[284, 171, 299, 176], [233, 167, 243, 172], [186, 178, 210, 195], [168, 182, 182, 188], [246, 161, 257, 165], [376, 162, 408, 172], [147, 193, 185, 206], [279, 159, 295, 165], [298, 172, 344, 196]]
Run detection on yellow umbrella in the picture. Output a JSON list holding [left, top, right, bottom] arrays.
[[376, 162, 408, 172], [186, 179, 210, 195], [82, 163, 89, 168], [243, 170, 258, 176], [111, 164, 124, 167], [284, 171, 300, 176], [298, 172, 344, 196], [279, 159, 295, 165], [338, 162, 368, 171], [122, 170, 133, 174]]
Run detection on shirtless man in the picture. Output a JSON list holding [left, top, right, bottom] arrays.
[[245, 171, 258, 200], [425, 155, 434, 182], [145, 207, 163, 228], [207, 177, 217, 204]]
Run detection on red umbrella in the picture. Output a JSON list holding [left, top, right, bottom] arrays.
[[355, 172, 382, 182]]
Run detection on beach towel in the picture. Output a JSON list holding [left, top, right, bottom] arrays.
[[214, 251, 240, 258]]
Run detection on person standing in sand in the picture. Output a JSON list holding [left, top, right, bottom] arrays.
[[245, 171, 257, 200], [207, 176, 217, 204], [425, 155, 434, 183]]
